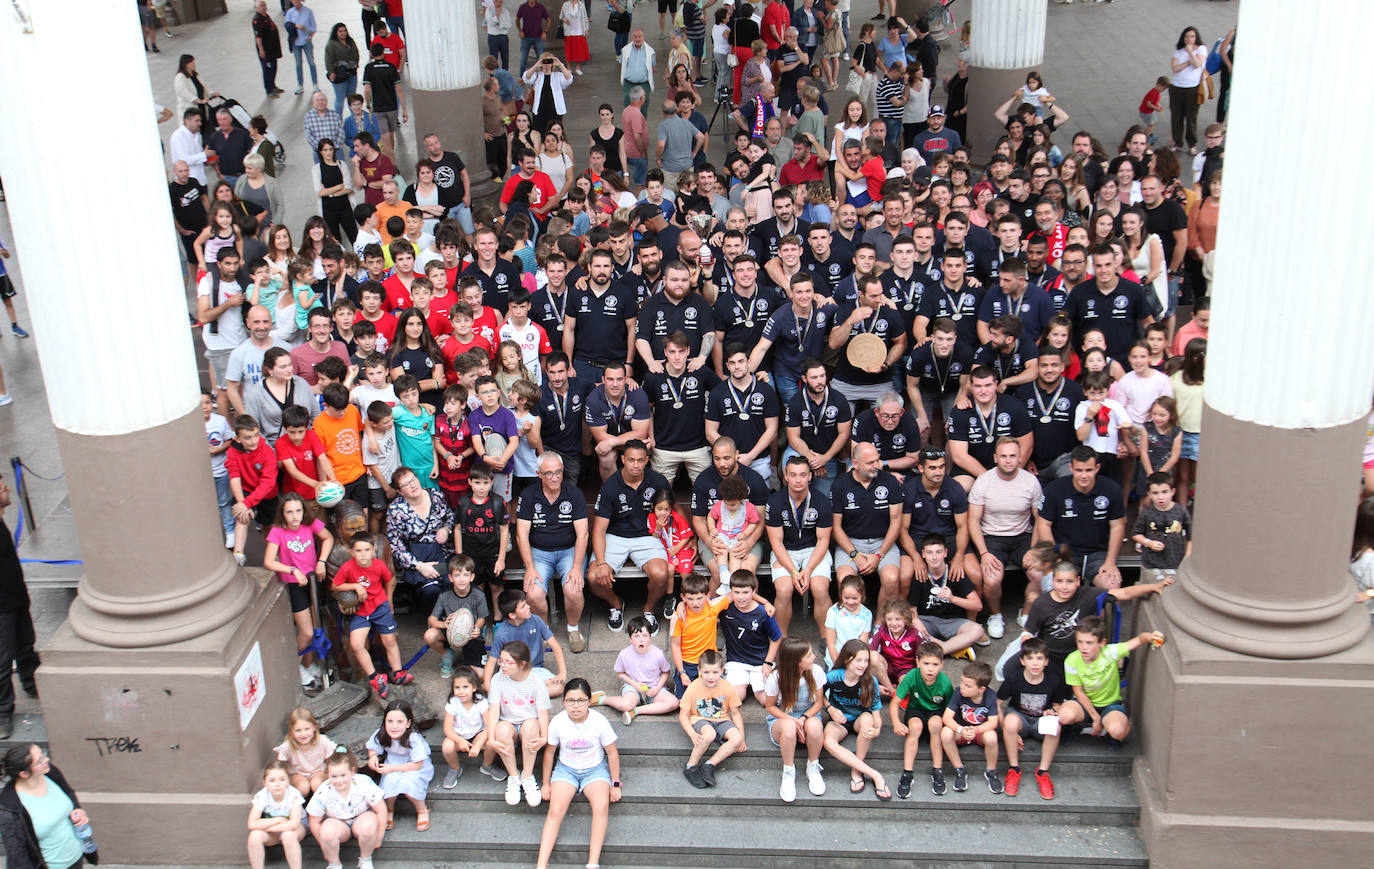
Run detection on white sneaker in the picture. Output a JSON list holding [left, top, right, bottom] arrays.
[[357, 858, 374, 869], [987, 614, 1006, 639], [299, 665, 315, 686], [224, 532, 234, 549], [1017, 612, 1029, 628], [0, 394, 12, 407], [780, 767, 797, 802], [505, 776, 521, 805], [522, 775, 542, 807], [806, 760, 826, 795]]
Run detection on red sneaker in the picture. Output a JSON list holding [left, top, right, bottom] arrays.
[[391, 669, 414, 686], [1003, 767, 1021, 797], [1035, 769, 1055, 800], [370, 672, 389, 699]]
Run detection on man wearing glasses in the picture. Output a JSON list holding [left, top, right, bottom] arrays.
[[515, 453, 592, 651], [850, 392, 922, 480]]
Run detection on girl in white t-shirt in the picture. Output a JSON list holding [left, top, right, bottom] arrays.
[[1111, 342, 1173, 493], [440, 667, 491, 789], [823, 575, 872, 666], [305, 750, 387, 869], [484, 640, 552, 808], [247, 760, 306, 869], [535, 677, 622, 869], [763, 637, 827, 803]]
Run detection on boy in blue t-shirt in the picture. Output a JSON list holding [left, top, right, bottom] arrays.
[[484, 588, 566, 698], [391, 373, 437, 486], [719, 569, 782, 706]]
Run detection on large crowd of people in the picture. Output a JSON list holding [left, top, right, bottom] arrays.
[[5, 2, 1364, 869]]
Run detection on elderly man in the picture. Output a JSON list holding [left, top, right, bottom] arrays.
[[850, 392, 922, 478], [208, 108, 253, 187], [766, 454, 833, 636], [732, 82, 778, 139], [657, 91, 706, 178], [588, 440, 673, 634], [619, 29, 656, 108], [832, 442, 905, 616], [170, 110, 212, 185], [516, 453, 593, 651], [303, 90, 345, 163]]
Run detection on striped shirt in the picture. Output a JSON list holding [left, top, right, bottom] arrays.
[[875, 75, 906, 120]]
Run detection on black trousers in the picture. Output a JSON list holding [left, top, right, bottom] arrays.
[[259, 57, 279, 95], [0, 607, 40, 714]]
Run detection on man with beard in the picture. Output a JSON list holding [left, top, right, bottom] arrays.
[[563, 249, 639, 386], [635, 261, 716, 370]]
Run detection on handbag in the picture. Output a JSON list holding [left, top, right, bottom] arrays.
[[608, 10, 632, 33], [727, 52, 739, 68]]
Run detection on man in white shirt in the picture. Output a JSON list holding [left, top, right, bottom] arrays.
[[195, 250, 248, 413], [169, 110, 212, 185]]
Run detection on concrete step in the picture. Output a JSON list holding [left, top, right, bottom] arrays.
[[428, 752, 1139, 826], [325, 714, 1140, 777], [309, 806, 1149, 868]]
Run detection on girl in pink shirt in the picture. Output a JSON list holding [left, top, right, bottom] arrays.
[[264, 492, 335, 683], [1111, 342, 1173, 494]]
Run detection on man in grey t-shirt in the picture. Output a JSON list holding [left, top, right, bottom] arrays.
[[657, 92, 706, 177]]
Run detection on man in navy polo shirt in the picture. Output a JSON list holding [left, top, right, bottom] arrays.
[[563, 249, 638, 387], [691, 438, 771, 594], [589, 440, 673, 633], [898, 448, 976, 589], [828, 275, 908, 412], [635, 261, 716, 369], [1035, 446, 1127, 589], [947, 366, 1034, 489], [537, 351, 593, 484], [1063, 246, 1154, 363], [850, 392, 922, 479], [515, 453, 591, 649], [585, 361, 652, 481], [706, 345, 781, 480], [1015, 349, 1084, 483], [831, 443, 905, 616], [782, 359, 852, 498], [750, 274, 834, 404], [643, 330, 721, 484], [766, 455, 834, 635]]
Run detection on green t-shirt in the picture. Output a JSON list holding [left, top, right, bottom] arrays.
[[392, 404, 437, 487], [895, 668, 953, 714], [1064, 642, 1130, 707]]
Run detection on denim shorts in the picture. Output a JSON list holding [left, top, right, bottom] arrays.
[[1179, 430, 1200, 461], [528, 547, 588, 591], [348, 600, 398, 634], [551, 759, 611, 792]]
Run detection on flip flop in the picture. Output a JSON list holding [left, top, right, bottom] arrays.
[[849, 777, 865, 793], [385, 818, 394, 831], [874, 782, 893, 801], [416, 809, 430, 832]]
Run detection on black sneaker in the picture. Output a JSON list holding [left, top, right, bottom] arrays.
[[661, 594, 678, 619], [701, 762, 717, 787], [952, 767, 968, 792], [1105, 737, 1124, 751], [930, 768, 947, 796], [643, 612, 661, 635], [683, 764, 709, 788], [984, 769, 1003, 794], [896, 770, 913, 799], [607, 608, 625, 632]]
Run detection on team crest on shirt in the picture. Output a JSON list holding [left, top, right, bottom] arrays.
[[950, 362, 965, 375], [1056, 397, 1071, 410], [874, 485, 889, 500], [996, 413, 1011, 426], [533, 503, 544, 514], [496, 274, 509, 286], [750, 393, 764, 407], [559, 501, 572, 515], [804, 508, 818, 522], [606, 295, 619, 309], [893, 434, 907, 448], [686, 377, 698, 391], [1113, 296, 1129, 310], [685, 308, 698, 321], [846, 492, 856, 504], [939, 499, 949, 509], [624, 406, 635, 417], [825, 406, 839, 420], [1094, 495, 1110, 510]]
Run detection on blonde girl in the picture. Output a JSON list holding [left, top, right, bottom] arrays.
[[274, 707, 337, 798], [247, 759, 306, 869]]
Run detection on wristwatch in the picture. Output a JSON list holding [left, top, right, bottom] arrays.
[[611, 779, 622, 788], [848, 549, 859, 559]]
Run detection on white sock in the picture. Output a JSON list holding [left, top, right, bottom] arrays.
[[568, 626, 581, 633], [782, 764, 795, 775]]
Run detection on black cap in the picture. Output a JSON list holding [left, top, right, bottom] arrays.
[[913, 166, 933, 185]]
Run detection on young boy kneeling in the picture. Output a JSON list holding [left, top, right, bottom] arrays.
[[1064, 615, 1164, 749], [678, 650, 746, 789]]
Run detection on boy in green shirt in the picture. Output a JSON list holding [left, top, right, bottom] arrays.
[[391, 373, 438, 486], [1064, 615, 1165, 748], [890, 642, 953, 799]]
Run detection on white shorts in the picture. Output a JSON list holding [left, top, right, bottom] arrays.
[[834, 537, 899, 573], [724, 660, 767, 692], [603, 534, 668, 574], [770, 545, 833, 581]]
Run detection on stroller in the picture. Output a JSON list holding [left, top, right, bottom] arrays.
[[206, 95, 287, 170]]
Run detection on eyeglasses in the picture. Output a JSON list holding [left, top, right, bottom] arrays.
[[538, 470, 563, 477], [563, 697, 591, 706]]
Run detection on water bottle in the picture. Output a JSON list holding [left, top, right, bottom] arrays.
[[73, 821, 98, 855]]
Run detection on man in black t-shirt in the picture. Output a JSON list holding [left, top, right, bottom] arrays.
[[828, 275, 908, 411], [1063, 247, 1154, 363], [363, 43, 406, 157], [907, 535, 983, 657], [515, 453, 592, 649], [421, 133, 474, 232], [766, 455, 834, 635], [832, 444, 905, 615], [589, 440, 673, 633], [690, 438, 770, 589], [1140, 175, 1188, 319], [783, 359, 852, 498], [643, 331, 721, 485], [1015, 349, 1084, 483], [537, 352, 593, 484], [1035, 447, 1126, 589], [905, 317, 974, 444], [947, 367, 1034, 487], [169, 161, 208, 273], [850, 393, 921, 478]]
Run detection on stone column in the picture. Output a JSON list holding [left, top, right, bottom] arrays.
[[407, 0, 500, 200], [1133, 3, 1374, 865], [0, 3, 296, 862], [964, 0, 1046, 157]]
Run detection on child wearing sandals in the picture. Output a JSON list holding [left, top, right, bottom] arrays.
[[247, 760, 307, 869], [483, 640, 552, 808], [821, 638, 891, 800], [274, 707, 337, 799], [939, 660, 1002, 795], [306, 749, 387, 869], [440, 667, 490, 789], [536, 677, 623, 869], [365, 701, 435, 832], [591, 616, 679, 725], [763, 637, 828, 803], [891, 642, 953, 799]]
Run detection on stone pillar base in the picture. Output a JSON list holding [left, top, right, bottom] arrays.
[[37, 576, 297, 864], [966, 64, 1031, 158], [412, 86, 501, 205], [1132, 595, 1374, 867]]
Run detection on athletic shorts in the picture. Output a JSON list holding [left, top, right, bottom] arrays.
[[349, 600, 398, 634], [834, 536, 899, 573], [1001, 708, 1046, 740], [0, 274, 14, 300], [366, 484, 387, 512], [724, 660, 766, 692], [286, 578, 314, 613], [902, 704, 943, 725], [983, 532, 1032, 570], [658, 0, 678, 13], [1069, 698, 1127, 720], [603, 533, 668, 574], [770, 546, 833, 583], [922, 615, 975, 641], [693, 718, 736, 742]]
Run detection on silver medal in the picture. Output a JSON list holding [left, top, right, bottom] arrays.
[[738, 411, 750, 420], [984, 435, 994, 444], [1040, 415, 1052, 424], [951, 313, 962, 321], [672, 401, 683, 409], [903, 302, 913, 311]]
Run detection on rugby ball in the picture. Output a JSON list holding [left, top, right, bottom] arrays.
[[317, 481, 346, 508], [447, 609, 476, 647]]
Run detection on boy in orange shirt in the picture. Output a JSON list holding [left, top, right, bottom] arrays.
[[313, 382, 370, 508], [670, 572, 777, 697]]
